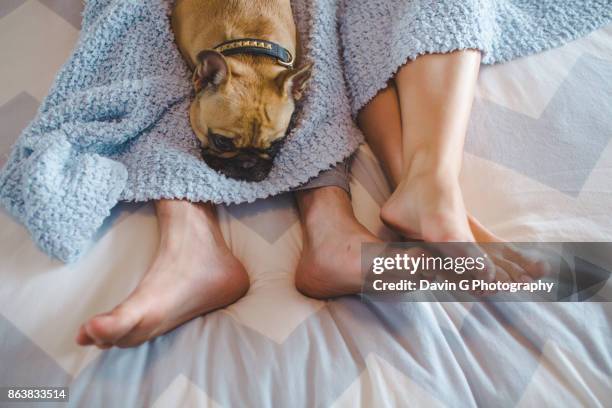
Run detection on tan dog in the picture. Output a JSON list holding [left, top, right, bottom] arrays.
[[172, 0, 313, 181]]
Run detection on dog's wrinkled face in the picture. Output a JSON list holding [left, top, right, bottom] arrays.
[[189, 50, 312, 182]]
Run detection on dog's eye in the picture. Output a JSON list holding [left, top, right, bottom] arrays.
[[209, 133, 235, 152]]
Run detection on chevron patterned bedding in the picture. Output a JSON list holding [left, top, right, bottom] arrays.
[[0, 1, 610, 407]]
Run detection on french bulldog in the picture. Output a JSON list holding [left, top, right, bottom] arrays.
[[172, 0, 313, 181]]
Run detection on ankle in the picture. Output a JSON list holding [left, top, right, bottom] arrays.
[[297, 186, 352, 223], [296, 187, 358, 239], [155, 200, 221, 252], [404, 148, 462, 182]]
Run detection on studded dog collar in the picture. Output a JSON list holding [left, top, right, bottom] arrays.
[[213, 38, 295, 68]]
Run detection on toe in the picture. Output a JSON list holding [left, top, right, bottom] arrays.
[[85, 307, 141, 345], [530, 259, 552, 278], [75, 325, 95, 346], [475, 252, 496, 283], [486, 267, 511, 295], [503, 245, 551, 279], [494, 256, 528, 283], [495, 268, 511, 284]]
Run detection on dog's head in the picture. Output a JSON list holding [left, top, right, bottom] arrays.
[[189, 50, 312, 182]]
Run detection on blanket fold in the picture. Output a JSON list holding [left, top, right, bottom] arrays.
[[22, 135, 128, 261]]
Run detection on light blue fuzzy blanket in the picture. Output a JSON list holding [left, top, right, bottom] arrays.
[[342, 0, 612, 114], [0, 0, 609, 262]]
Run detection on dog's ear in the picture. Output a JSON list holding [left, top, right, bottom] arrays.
[[277, 62, 313, 101], [193, 50, 230, 93]]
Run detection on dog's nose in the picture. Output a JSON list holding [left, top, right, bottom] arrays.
[[240, 156, 258, 169]]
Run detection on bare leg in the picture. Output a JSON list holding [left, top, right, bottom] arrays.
[[358, 52, 547, 281], [358, 81, 496, 241], [358, 83, 406, 186], [76, 200, 249, 348], [376, 50, 480, 241], [295, 186, 381, 298]]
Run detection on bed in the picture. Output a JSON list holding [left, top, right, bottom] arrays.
[[0, 1, 611, 407]]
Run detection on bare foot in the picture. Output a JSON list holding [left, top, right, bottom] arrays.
[[381, 172, 548, 283], [469, 217, 550, 283], [381, 171, 473, 242], [295, 187, 382, 299], [380, 171, 497, 281], [75, 200, 249, 349]]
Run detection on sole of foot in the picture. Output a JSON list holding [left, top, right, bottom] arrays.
[[76, 201, 249, 349]]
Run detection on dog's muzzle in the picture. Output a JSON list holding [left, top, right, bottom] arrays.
[[202, 149, 274, 182]]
